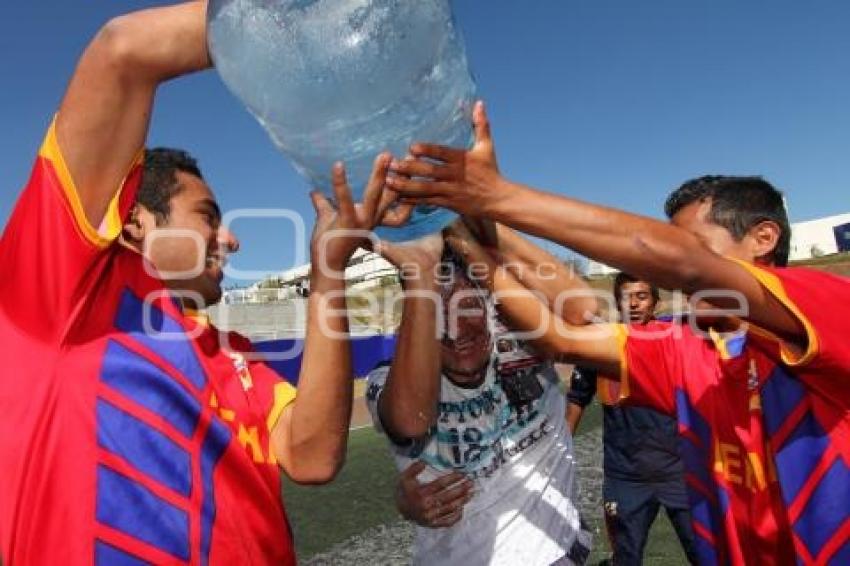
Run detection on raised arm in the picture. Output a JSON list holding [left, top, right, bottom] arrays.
[[372, 235, 445, 441], [447, 218, 597, 326], [57, 1, 211, 228], [448, 220, 622, 377], [387, 101, 805, 347], [272, 156, 402, 483]]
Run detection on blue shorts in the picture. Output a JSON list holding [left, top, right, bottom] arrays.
[[602, 477, 698, 565]]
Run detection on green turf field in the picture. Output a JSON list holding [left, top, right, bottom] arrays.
[[282, 425, 401, 558], [283, 403, 689, 564]]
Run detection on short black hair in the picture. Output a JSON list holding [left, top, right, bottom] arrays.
[[664, 175, 790, 267], [137, 148, 204, 224], [613, 272, 659, 304]]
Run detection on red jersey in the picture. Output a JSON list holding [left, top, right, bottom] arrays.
[[0, 121, 298, 565], [599, 264, 850, 565]]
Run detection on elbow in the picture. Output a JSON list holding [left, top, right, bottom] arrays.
[[378, 389, 436, 441], [278, 432, 348, 485], [288, 463, 344, 486], [88, 15, 147, 78], [382, 404, 435, 441], [384, 413, 433, 440], [562, 295, 599, 327], [388, 419, 432, 443], [286, 451, 347, 485]]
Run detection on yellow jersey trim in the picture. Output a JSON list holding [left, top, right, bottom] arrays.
[[183, 308, 211, 328], [729, 258, 819, 367], [39, 117, 143, 248], [267, 381, 298, 432], [597, 323, 629, 405], [708, 328, 732, 360]]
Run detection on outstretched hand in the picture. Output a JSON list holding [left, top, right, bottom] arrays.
[[310, 153, 413, 274], [395, 461, 474, 529], [385, 101, 506, 217]]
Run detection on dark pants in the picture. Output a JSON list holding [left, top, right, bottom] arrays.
[[603, 477, 698, 565]]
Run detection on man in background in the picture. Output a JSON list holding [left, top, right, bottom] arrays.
[[568, 273, 696, 565]]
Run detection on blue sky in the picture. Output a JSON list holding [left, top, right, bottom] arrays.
[[2, 1, 849, 285]]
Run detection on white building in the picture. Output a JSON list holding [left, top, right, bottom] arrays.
[[585, 260, 618, 278], [789, 213, 850, 261], [223, 248, 398, 304], [344, 248, 398, 289]]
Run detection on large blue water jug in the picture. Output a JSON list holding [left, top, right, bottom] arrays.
[[207, 0, 476, 241]]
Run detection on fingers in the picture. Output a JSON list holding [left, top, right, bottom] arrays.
[[472, 100, 492, 146], [386, 175, 451, 200], [397, 466, 475, 529], [362, 152, 392, 222], [380, 203, 414, 227], [408, 143, 464, 164], [445, 217, 475, 241], [430, 507, 464, 528], [420, 471, 467, 496], [435, 478, 474, 509], [389, 157, 456, 181], [400, 460, 427, 483], [399, 196, 449, 210], [331, 161, 356, 219], [423, 479, 474, 527], [436, 486, 473, 518], [309, 190, 333, 216], [376, 185, 414, 228], [375, 183, 400, 220]]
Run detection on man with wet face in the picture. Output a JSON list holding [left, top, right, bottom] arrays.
[[568, 274, 697, 565], [366, 232, 593, 565], [385, 103, 850, 563], [438, 267, 493, 387]]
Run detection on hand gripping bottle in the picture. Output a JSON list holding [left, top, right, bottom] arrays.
[[208, 0, 477, 241]]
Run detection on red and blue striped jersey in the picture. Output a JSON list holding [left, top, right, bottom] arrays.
[[0, 121, 297, 565], [599, 264, 850, 565]]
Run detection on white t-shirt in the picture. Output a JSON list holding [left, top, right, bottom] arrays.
[[366, 347, 590, 565]]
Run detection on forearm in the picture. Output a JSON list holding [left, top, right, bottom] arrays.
[[455, 228, 623, 374], [566, 403, 584, 436], [453, 227, 563, 350], [58, 1, 212, 226], [486, 180, 718, 293], [276, 271, 353, 482], [380, 280, 442, 439], [484, 224, 596, 324]]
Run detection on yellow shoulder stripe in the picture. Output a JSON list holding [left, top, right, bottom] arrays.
[[39, 117, 143, 248], [728, 258, 819, 367], [267, 381, 298, 432], [597, 323, 630, 405], [708, 328, 732, 360]]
